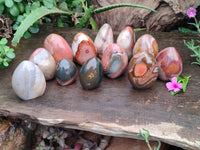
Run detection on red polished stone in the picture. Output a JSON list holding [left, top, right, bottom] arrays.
[[43, 33, 73, 63], [101, 43, 128, 79], [156, 47, 182, 81], [75, 40, 97, 65]]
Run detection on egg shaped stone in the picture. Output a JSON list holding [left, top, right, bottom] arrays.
[[12, 60, 46, 100], [75, 40, 97, 65], [156, 47, 182, 81], [101, 43, 128, 79], [128, 51, 158, 89], [72, 32, 95, 57], [94, 23, 114, 58], [29, 48, 56, 80], [117, 26, 135, 59], [55, 59, 78, 86], [43, 33, 73, 63], [79, 57, 103, 90], [133, 34, 158, 57]]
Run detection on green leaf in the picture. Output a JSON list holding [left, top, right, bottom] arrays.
[[75, 6, 93, 28], [182, 76, 191, 92], [23, 31, 31, 39], [16, 15, 24, 22], [30, 1, 40, 11], [5, 0, 13, 8], [25, 4, 31, 14], [12, 23, 19, 30], [14, 0, 22, 2], [6, 52, 15, 59], [12, 6, 72, 47], [0, 0, 5, 4], [58, 1, 68, 11], [29, 24, 39, 33], [17, 2, 24, 13], [170, 90, 180, 96], [4, 46, 10, 52], [3, 61, 8, 67], [43, 0, 54, 9], [0, 4, 4, 15], [9, 4, 20, 17], [72, 0, 84, 7], [0, 38, 7, 45], [57, 17, 64, 27], [179, 27, 198, 34]]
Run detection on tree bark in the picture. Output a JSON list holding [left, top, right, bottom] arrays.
[[92, 0, 200, 31]]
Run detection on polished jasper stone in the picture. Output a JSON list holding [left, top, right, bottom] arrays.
[[128, 51, 158, 89], [55, 59, 78, 86], [12, 60, 46, 100], [79, 57, 103, 90], [156, 47, 182, 81], [101, 43, 128, 79]]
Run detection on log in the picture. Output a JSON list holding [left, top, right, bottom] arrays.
[[92, 0, 200, 31], [0, 26, 200, 150]]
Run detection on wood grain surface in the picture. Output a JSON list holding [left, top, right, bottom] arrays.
[[0, 26, 200, 150]]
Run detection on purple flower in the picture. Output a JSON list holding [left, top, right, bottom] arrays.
[[166, 77, 183, 92], [187, 7, 196, 18]]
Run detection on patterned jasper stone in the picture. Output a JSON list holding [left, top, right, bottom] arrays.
[[75, 40, 97, 65], [128, 51, 158, 89], [156, 47, 182, 81], [133, 34, 158, 57], [29, 48, 56, 80], [55, 59, 78, 86], [79, 57, 103, 90], [12, 60, 46, 100], [94, 23, 114, 58], [117, 26, 135, 59], [101, 43, 128, 79], [43, 33, 73, 63]]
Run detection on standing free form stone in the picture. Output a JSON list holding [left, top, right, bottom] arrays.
[[133, 34, 158, 57], [29, 48, 56, 80], [72, 32, 97, 65], [75, 40, 97, 65], [94, 23, 114, 58], [55, 59, 78, 86], [128, 51, 158, 89], [156, 47, 182, 81], [101, 43, 128, 79], [43, 33, 73, 63], [79, 57, 103, 90], [117, 26, 135, 59], [12, 60, 46, 100]]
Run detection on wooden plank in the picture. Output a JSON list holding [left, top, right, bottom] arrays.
[[0, 26, 200, 150]]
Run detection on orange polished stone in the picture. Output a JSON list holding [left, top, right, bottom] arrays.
[[43, 33, 73, 63], [75, 40, 97, 65]]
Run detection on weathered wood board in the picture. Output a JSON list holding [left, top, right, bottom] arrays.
[[0, 26, 200, 150]]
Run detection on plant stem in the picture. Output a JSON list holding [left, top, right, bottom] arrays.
[[194, 17, 200, 33], [93, 3, 157, 14], [147, 144, 153, 150], [81, 0, 98, 30]]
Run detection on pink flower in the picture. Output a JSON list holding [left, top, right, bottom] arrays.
[[187, 7, 196, 18], [166, 77, 183, 92]]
